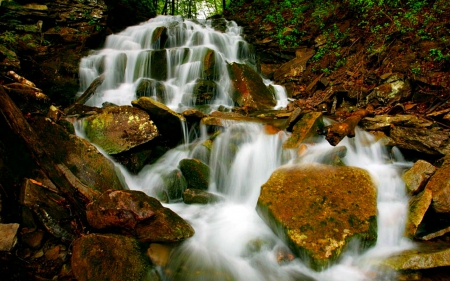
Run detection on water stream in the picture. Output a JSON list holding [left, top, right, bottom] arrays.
[[77, 16, 414, 280]]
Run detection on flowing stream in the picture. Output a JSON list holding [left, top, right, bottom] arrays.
[[77, 16, 414, 280]]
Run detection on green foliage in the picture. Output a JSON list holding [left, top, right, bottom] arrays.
[[429, 48, 449, 61], [0, 31, 18, 46]]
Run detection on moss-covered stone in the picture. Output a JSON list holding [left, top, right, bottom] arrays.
[[71, 233, 158, 281], [256, 163, 377, 271], [83, 105, 159, 155], [405, 189, 432, 238], [179, 158, 210, 190], [283, 111, 324, 149]]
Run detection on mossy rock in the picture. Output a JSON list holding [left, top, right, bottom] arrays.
[[256, 163, 377, 271], [179, 158, 210, 190], [182, 188, 221, 204], [159, 168, 187, 203], [71, 233, 158, 281], [83, 105, 159, 155]]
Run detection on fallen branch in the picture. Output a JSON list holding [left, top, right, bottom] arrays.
[[319, 109, 369, 146], [64, 74, 105, 115], [7, 70, 37, 88], [4, 83, 50, 104]]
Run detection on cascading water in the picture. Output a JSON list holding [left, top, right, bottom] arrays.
[[76, 15, 414, 280], [78, 15, 286, 112]]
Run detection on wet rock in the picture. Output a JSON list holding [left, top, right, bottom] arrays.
[[189, 79, 218, 105], [132, 97, 186, 147], [425, 155, 450, 214], [157, 168, 187, 202], [283, 111, 324, 149], [146, 243, 173, 267], [227, 62, 276, 111], [285, 107, 303, 132], [71, 233, 158, 281], [179, 158, 210, 190], [405, 189, 433, 238], [135, 78, 169, 103], [183, 188, 221, 204], [203, 48, 218, 80], [257, 163, 377, 270], [402, 160, 436, 195], [182, 109, 207, 124], [29, 116, 125, 192], [83, 105, 159, 155], [113, 145, 168, 174], [381, 242, 450, 271], [360, 115, 433, 131], [0, 223, 20, 251], [86, 190, 156, 230], [151, 26, 168, 47], [86, 190, 194, 243], [135, 50, 168, 81], [390, 126, 450, 156]]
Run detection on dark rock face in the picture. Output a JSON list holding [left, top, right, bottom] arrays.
[[179, 158, 210, 190]]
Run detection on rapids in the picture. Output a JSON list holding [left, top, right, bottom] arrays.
[[76, 15, 414, 280]]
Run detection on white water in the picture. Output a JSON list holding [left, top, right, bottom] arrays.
[[76, 16, 414, 280], [79, 15, 289, 112]]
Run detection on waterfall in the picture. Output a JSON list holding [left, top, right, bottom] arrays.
[[76, 15, 414, 280], [78, 15, 265, 112]]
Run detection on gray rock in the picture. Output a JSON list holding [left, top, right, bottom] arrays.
[[0, 223, 20, 251]]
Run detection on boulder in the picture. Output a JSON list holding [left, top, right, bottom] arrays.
[[405, 189, 433, 238], [83, 105, 159, 155], [135, 78, 169, 103], [425, 155, 450, 214], [0, 223, 20, 251], [283, 111, 324, 149], [29, 116, 125, 192], [155, 168, 187, 203], [183, 188, 222, 204], [71, 233, 158, 281], [402, 160, 436, 195], [132, 97, 186, 146], [227, 62, 276, 111], [86, 190, 194, 243], [390, 126, 450, 156], [179, 158, 210, 190], [202, 48, 218, 80], [381, 242, 450, 271], [257, 163, 377, 270], [135, 50, 167, 81]]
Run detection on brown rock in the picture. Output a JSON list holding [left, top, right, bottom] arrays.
[[425, 156, 450, 213], [405, 189, 433, 238], [283, 111, 323, 149], [402, 160, 436, 195], [390, 126, 450, 156], [0, 223, 20, 251]]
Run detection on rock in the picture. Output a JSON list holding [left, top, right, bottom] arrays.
[[83, 105, 159, 155], [86, 190, 194, 243], [285, 107, 303, 132], [360, 115, 433, 131], [381, 242, 450, 271], [29, 116, 125, 192], [183, 188, 221, 204], [188, 79, 218, 105], [21, 228, 45, 249], [405, 189, 432, 238], [390, 126, 450, 156], [365, 80, 411, 106], [256, 163, 377, 270], [132, 97, 186, 146], [182, 109, 207, 124], [0, 223, 20, 251], [135, 50, 167, 81], [146, 243, 173, 267], [135, 78, 169, 103], [156, 168, 187, 203], [402, 160, 436, 195], [227, 62, 276, 111], [283, 111, 324, 149], [425, 155, 450, 214], [202, 48, 218, 80], [419, 225, 450, 241], [273, 48, 314, 83], [179, 158, 210, 190], [20, 178, 78, 242], [113, 145, 168, 174], [71, 233, 158, 281], [86, 190, 156, 230], [0, 45, 20, 72], [151, 26, 168, 47]]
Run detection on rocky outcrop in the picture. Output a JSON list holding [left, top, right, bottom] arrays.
[[71, 233, 158, 281], [257, 163, 377, 270], [83, 105, 159, 155], [227, 62, 276, 111]]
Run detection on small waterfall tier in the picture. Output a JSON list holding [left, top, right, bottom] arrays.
[[79, 15, 285, 112]]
